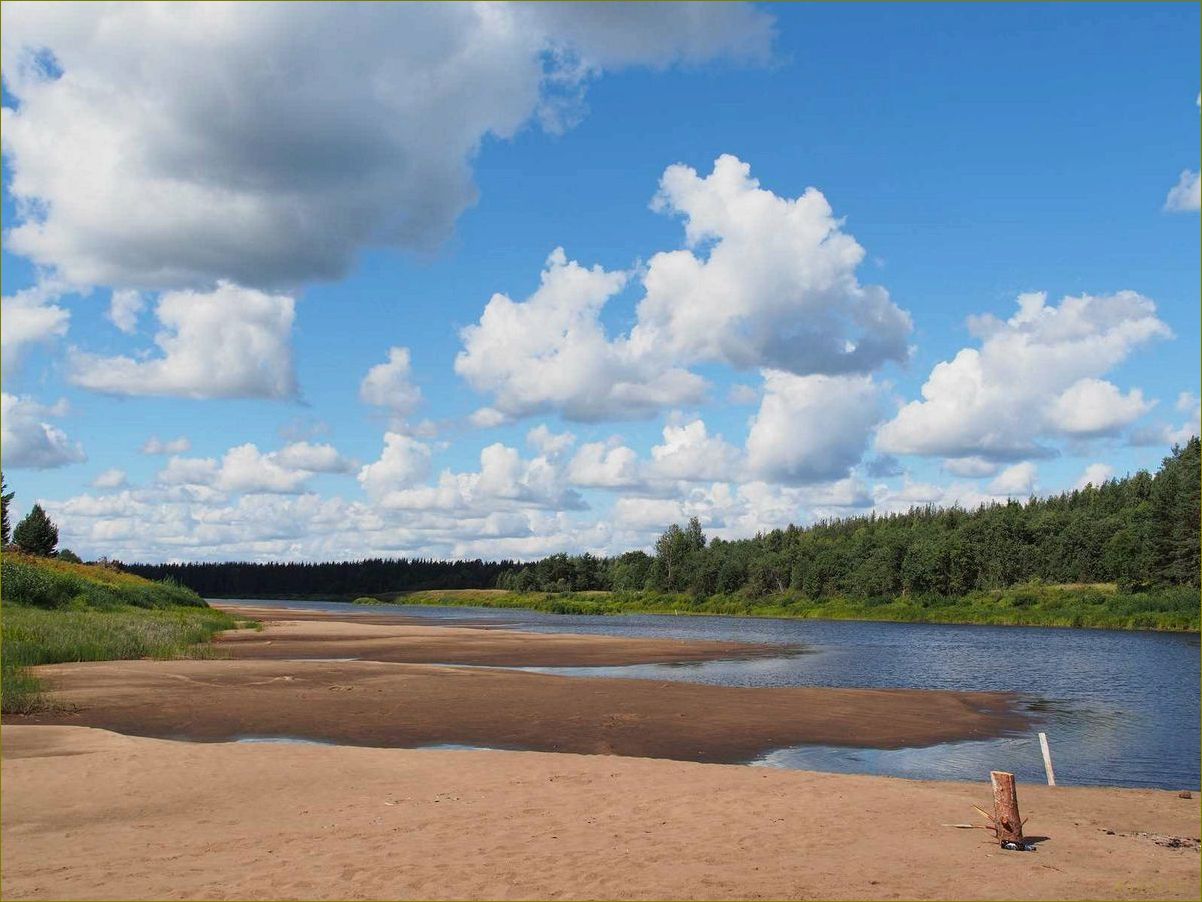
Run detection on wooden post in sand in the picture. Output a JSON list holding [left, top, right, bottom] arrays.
[[989, 771, 1024, 845], [1038, 732, 1056, 786]]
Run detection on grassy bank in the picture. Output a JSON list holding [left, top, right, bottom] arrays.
[[363, 583, 1200, 631], [1, 553, 248, 714]]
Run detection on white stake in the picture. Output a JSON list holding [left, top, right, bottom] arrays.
[[1038, 732, 1056, 786]]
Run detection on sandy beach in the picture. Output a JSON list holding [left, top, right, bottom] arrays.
[[3, 608, 1198, 900], [2, 725, 1198, 901]]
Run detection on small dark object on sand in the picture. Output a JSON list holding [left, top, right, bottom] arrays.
[[1177, 790, 1192, 799], [1002, 841, 1037, 852]]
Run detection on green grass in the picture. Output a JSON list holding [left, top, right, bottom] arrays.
[[383, 583, 1200, 631], [1, 553, 250, 714]]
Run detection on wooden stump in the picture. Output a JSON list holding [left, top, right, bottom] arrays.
[[990, 771, 1024, 845]]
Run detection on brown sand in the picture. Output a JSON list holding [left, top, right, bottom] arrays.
[[211, 610, 796, 667], [15, 657, 1022, 761], [2, 725, 1197, 901]]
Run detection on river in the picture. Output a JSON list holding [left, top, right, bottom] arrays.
[[217, 598, 1200, 790]]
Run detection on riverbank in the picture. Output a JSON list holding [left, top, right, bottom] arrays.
[[3, 724, 1198, 901], [354, 584, 1201, 631]]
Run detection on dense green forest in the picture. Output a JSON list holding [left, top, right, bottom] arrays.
[[496, 439, 1200, 598], [124, 557, 514, 598]]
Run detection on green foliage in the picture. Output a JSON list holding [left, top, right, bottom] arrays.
[[1, 661, 43, 715], [352, 596, 384, 605], [2, 604, 239, 668], [398, 584, 1198, 631], [56, 548, 83, 564], [1, 553, 207, 610], [493, 440, 1201, 619], [13, 504, 58, 556], [124, 555, 514, 598], [1, 471, 13, 546]]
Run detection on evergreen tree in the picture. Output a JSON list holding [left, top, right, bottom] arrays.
[[12, 504, 59, 557], [1, 472, 13, 545]]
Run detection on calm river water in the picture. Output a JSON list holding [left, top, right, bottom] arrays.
[[219, 598, 1200, 790]]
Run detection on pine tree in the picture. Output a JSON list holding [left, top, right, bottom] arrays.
[[1, 472, 13, 545], [13, 504, 59, 557]]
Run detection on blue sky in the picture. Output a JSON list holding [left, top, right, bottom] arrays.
[[1, 2, 1198, 562]]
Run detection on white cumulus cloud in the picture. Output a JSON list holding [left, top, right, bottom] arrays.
[[0, 2, 773, 289], [360, 347, 422, 421], [988, 462, 1038, 497], [1074, 463, 1114, 490], [457, 156, 911, 423], [106, 289, 145, 334], [1, 282, 70, 374], [456, 248, 705, 421], [876, 291, 1171, 461], [1164, 169, 1200, 213], [158, 440, 356, 494], [631, 154, 911, 375], [141, 435, 192, 456], [747, 371, 883, 484], [1163, 92, 1200, 213], [91, 468, 128, 489], [0, 392, 86, 469], [69, 282, 296, 399]]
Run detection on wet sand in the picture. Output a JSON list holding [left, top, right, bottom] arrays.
[[14, 656, 1023, 761], [2, 725, 1197, 901], [211, 607, 796, 667]]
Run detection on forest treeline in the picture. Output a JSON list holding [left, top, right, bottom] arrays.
[[123, 557, 514, 598], [497, 439, 1201, 597], [122, 440, 1200, 610]]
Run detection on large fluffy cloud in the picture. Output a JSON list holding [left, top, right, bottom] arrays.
[[68, 282, 296, 399], [0, 2, 773, 289], [457, 156, 911, 422], [631, 154, 911, 374], [876, 291, 1170, 462], [0, 392, 86, 469], [456, 248, 705, 421]]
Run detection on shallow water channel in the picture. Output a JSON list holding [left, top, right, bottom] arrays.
[[218, 598, 1200, 790]]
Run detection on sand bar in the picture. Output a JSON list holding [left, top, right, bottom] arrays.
[[211, 605, 797, 667], [2, 725, 1198, 901], [15, 656, 1023, 761]]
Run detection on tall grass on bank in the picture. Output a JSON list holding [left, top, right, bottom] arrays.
[[1, 605, 241, 713], [388, 583, 1200, 631], [1, 553, 245, 714]]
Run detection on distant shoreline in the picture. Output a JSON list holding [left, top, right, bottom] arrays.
[[209, 584, 1202, 632]]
